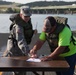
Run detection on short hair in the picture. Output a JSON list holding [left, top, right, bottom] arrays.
[[46, 16, 57, 26]]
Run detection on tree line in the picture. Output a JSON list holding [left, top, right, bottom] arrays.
[[0, 1, 76, 13], [0, 1, 76, 7], [19, 1, 76, 7]]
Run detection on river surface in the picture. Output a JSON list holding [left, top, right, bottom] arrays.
[[0, 13, 76, 33]]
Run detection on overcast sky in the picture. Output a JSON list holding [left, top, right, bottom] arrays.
[[3, 0, 76, 4]]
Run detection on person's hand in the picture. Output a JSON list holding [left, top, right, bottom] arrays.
[[29, 49, 38, 58], [30, 54, 38, 58], [40, 56, 52, 61]]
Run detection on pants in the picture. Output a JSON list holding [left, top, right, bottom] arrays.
[[56, 53, 76, 75]]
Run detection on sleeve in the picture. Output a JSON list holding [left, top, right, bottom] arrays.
[[39, 32, 46, 41], [58, 27, 71, 46], [14, 25, 30, 55]]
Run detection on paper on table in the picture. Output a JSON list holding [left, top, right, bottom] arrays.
[[26, 58, 41, 62]]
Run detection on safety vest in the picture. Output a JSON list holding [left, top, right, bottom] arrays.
[[46, 22, 76, 54], [46, 23, 67, 52], [9, 14, 34, 45]]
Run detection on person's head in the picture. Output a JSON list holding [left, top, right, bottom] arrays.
[[20, 6, 31, 22], [42, 16, 57, 33]]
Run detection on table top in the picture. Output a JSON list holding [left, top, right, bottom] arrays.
[[0, 56, 70, 71]]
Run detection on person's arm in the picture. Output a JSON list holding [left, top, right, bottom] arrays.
[[31, 39, 45, 51], [49, 46, 66, 58], [41, 46, 66, 61], [30, 39, 45, 57], [30, 32, 46, 57], [15, 25, 29, 55]]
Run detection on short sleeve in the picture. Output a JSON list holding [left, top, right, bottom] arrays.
[[39, 32, 46, 41], [58, 26, 71, 46]]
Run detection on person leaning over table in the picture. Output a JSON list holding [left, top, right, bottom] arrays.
[[30, 16, 76, 75], [3, 6, 37, 75]]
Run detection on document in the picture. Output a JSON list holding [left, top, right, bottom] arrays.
[[26, 58, 41, 62]]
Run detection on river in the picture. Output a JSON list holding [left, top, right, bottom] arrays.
[[0, 13, 76, 33]]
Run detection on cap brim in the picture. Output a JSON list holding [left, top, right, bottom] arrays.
[[23, 13, 31, 16]]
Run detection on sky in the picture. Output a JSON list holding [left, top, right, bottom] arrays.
[[3, 0, 76, 4]]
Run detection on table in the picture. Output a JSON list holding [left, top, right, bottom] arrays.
[[0, 56, 70, 75]]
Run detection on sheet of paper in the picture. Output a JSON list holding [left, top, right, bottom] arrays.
[[26, 58, 41, 62]]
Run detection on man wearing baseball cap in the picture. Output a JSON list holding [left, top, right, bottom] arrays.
[[3, 6, 37, 75]]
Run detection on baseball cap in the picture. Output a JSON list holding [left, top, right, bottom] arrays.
[[20, 6, 31, 16]]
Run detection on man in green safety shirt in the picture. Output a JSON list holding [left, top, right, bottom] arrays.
[[30, 16, 76, 75]]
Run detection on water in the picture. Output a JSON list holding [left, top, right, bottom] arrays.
[[0, 13, 76, 33]]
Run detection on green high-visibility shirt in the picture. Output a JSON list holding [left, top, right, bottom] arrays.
[[39, 26, 76, 57]]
